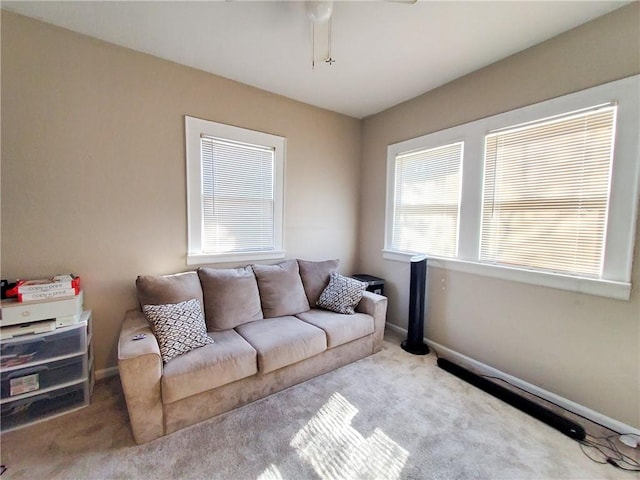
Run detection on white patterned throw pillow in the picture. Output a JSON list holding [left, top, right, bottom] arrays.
[[142, 298, 214, 363], [316, 272, 367, 315]]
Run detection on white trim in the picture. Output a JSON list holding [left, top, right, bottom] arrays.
[[383, 75, 640, 299], [95, 366, 119, 380], [386, 323, 640, 436], [381, 249, 416, 263], [187, 250, 286, 266], [382, 250, 631, 300]]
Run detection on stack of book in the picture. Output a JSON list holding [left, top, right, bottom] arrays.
[[14, 275, 81, 302]]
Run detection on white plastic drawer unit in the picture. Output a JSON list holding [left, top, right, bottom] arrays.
[[0, 382, 89, 431], [0, 312, 89, 369], [0, 355, 86, 399], [0, 311, 92, 431]]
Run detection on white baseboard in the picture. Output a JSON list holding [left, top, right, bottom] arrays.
[[386, 323, 640, 436], [95, 366, 119, 380]]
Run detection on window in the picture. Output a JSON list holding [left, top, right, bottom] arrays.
[[185, 116, 285, 265], [480, 106, 616, 277], [391, 142, 463, 257], [384, 75, 639, 299]]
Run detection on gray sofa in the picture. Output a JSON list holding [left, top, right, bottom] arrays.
[[118, 259, 388, 444]]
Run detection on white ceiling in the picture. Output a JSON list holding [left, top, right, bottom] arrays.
[[2, 1, 630, 118]]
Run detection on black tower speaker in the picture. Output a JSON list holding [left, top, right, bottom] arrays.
[[401, 255, 430, 355]]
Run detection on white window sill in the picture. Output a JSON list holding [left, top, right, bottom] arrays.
[[187, 250, 286, 266], [382, 249, 631, 300]]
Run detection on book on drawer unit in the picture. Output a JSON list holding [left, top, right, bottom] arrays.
[[14, 275, 81, 302]]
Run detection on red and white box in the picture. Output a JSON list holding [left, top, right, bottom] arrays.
[[15, 275, 81, 302]]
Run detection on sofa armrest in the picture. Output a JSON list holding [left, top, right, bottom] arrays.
[[356, 291, 388, 353], [117, 309, 164, 444]]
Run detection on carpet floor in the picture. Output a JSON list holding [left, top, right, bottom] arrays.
[[0, 330, 636, 479]]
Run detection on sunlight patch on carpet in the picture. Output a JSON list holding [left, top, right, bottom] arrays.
[[290, 392, 409, 480], [257, 463, 284, 480]]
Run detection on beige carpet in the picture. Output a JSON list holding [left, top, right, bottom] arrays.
[[0, 330, 633, 479]]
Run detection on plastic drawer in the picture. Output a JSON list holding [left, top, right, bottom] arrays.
[[0, 323, 86, 369], [1, 355, 86, 399], [0, 382, 88, 431]]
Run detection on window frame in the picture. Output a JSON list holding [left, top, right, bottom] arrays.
[[185, 116, 286, 265], [383, 75, 640, 300]]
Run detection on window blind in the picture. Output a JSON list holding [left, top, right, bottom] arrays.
[[480, 105, 616, 276], [392, 142, 463, 257], [201, 136, 275, 254]]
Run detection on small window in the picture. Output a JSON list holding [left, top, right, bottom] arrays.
[[391, 142, 463, 257], [185, 116, 285, 265], [480, 106, 616, 277]]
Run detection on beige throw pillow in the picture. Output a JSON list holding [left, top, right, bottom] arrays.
[[297, 259, 340, 306], [198, 266, 264, 331], [136, 271, 204, 309], [252, 260, 310, 318]]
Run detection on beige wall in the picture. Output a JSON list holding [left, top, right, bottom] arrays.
[[1, 12, 361, 372], [360, 3, 640, 428]]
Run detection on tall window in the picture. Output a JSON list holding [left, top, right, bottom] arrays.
[[384, 75, 639, 299], [391, 142, 463, 257], [481, 106, 616, 276], [185, 116, 285, 265]]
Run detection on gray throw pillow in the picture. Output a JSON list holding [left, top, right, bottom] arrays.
[[297, 259, 340, 306], [316, 273, 367, 315], [136, 271, 204, 310], [252, 260, 310, 317], [142, 299, 214, 363], [198, 266, 264, 331]]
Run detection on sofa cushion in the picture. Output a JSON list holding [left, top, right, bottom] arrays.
[[252, 260, 310, 317], [297, 259, 340, 306], [142, 299, 214, 363], [235, 316, 326, 374], [198, 266, 264, 331], [136, 271, 203, 309], [317, 273, 368, 314], [295, 309, 374, 349], [162, 329, 257, 404]]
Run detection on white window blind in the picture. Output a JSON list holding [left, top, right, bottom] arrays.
[[392, 142, 463, 257], [201, 136, 275, 254], [480, 105, 617, 276]]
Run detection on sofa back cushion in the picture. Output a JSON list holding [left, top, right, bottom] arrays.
[[198, 266, 264, 331], [252, 260, 310, 318], [297, 259, 340, 306], [136, 271, 204, 309]]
